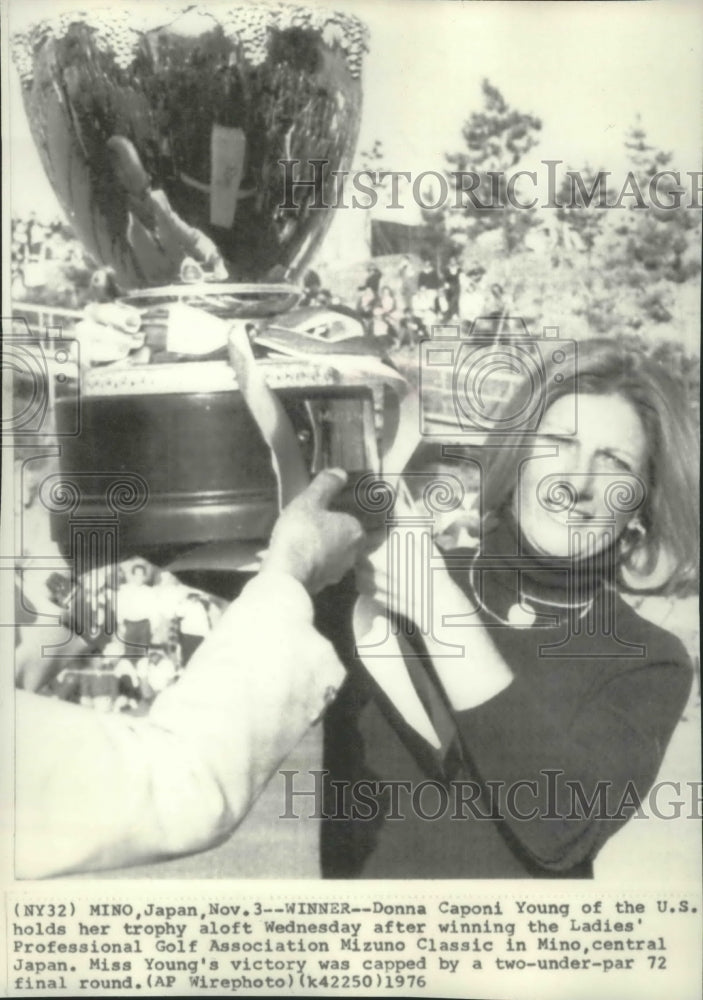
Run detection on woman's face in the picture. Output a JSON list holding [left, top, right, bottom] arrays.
[[514, 393, 649, 559]]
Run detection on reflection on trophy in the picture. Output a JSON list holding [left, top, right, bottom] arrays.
[[13, 2, 366, 286], [12, 3, 406, 575]]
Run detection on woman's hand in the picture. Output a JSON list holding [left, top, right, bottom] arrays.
[[356, 483, 514, 710], [356, 526, 476, 632], [355, 479, 477, 629]]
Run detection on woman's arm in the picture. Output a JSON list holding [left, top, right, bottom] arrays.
[[454, 644, 692, 872], [359, 526, 692, 873], [357, 531, 514, 709], [426, 555, 692, 871], [417, 554, 515, 708]]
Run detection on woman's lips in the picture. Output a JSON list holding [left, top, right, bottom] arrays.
[[541, 505, 593, 520], [570, 507, 596, 520]]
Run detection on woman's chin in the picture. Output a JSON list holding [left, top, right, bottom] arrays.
[[521, 521, 615, 561]]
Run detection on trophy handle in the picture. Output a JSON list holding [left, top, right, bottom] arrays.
[[123, 282, 302, 318], [123, 282, 301, 301]]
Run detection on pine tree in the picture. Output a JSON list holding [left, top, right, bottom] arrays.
[[445, 79, 542, 255], [417, 204, 459, 268], [616, 118, 700, 280], [554, 165, 607, 257], [566, 120, 701, 338]]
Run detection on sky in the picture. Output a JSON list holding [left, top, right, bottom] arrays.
[[4, 0, 703, 222], [356, 0, 703, 174]]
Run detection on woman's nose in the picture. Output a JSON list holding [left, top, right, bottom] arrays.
[[558, 453, 597, 508], [574, 473, 596, 507]]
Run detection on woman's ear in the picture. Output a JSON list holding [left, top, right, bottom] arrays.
[[619, 518, 647, 555], [619, 536, 677, 593]]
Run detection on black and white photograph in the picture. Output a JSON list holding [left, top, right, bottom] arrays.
[[1, 0, 701, 997]]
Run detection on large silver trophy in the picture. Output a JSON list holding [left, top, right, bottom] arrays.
[[14, 2, 365, 288], [14, 4, 404, 570]]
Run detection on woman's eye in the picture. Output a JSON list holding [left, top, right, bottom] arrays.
[[598, 452, 631, 472], [543, 433, 574, 448]]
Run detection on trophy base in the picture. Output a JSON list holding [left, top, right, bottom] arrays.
[[48, 367, 383, 565]]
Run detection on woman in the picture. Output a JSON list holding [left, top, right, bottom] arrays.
[[319, 339, 698, 878], [442, 257, 462, 321], [373, 285, 401, 340], [458, 263, 486, 326]]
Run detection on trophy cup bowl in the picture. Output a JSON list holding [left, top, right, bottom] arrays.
[[13, 5, 385, 572], [13, 3, 366, 290]]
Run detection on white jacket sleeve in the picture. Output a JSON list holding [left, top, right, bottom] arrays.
[[15, 572, 344, 879]]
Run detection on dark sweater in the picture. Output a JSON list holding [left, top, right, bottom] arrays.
[[317, 569, 691, 879]]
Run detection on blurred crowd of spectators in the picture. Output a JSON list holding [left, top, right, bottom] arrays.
[[301, 254, 505, 348], [21, 559, 224, 714], [11, 214, 108, 310], [13, 214, 499, 346], [11, 214, 700, 400]]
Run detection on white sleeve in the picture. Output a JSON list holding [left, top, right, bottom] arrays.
[[15, 572, 344, 878]]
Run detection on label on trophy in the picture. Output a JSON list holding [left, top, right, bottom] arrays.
[[209, 124, 247, 229], [165, 302, 229, 355]]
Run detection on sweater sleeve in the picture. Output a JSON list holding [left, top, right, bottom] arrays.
[[16, 572, 345, 879], [453, 642, 692, 873]]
